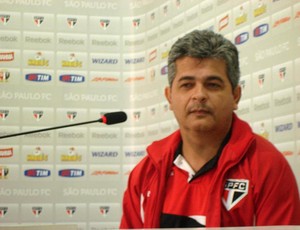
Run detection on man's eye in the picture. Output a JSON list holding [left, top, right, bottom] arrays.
[[181, 83, 193, 88], [207, 83, 221, 89]]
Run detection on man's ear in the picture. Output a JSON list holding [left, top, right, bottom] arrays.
[[164, 86, 173, 110], [233, 85, 242, 110]]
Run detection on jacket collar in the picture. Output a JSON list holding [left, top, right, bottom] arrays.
[[146, 113, 255, 167]]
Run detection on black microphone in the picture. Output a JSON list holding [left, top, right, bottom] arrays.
[[0, 111, 127, 139], [101, 111, 127, 125]]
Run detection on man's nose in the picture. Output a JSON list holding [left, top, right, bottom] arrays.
[[192, 85, 208, 103]]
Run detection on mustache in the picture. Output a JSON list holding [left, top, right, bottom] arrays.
[[188, 104, 212, 113]]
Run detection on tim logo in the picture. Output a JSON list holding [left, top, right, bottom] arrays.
[[59, 74, 85, 83], [161, 65, 168, 75], [58, 169, 84, 178], [222, 179, 249, 211], [25, 73, 51, 82], [24, 169, 51, 178], [253, 23, 269, 37], [234, 32, 249, 45], [99, 206, 110, 216]]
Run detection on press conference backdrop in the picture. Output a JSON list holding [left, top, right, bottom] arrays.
[[0, 0, 299, 229]]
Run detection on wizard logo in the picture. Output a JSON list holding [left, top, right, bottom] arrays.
[[222, 179, 249, 211]]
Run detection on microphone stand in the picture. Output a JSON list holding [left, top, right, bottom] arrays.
[[0, 118, 102, 139]]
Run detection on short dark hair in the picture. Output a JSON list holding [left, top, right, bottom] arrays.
[[168, 30, 240, 89]]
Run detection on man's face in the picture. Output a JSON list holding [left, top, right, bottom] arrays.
[[165, 56, 241, 133]]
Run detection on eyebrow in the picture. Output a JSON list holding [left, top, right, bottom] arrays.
[[177, 75, 225, 83], [177, 76, 195, 82]]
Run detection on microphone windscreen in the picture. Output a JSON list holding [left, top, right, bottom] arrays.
[[103, 111, 127, 125]]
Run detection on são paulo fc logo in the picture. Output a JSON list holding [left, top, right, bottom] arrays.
[[222, 179, 249, 211]]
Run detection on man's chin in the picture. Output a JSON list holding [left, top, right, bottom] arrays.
[[190, 121, 215, 132]]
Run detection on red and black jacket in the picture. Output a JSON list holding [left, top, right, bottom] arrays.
[[120, 114, 300, 228]]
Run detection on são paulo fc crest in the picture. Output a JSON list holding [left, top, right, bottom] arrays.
[[222, 179, 249, 211]]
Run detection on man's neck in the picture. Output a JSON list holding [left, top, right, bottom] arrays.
[[180, 129, 230, 172]]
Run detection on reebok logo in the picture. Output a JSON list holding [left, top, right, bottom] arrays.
[[222, 179, 249, 210]]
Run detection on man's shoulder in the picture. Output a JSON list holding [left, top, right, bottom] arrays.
[[146, 129, 181, 157], [253, 134, 282, 157], [248, 134, 291, 171], [128, 130, 181, 184]]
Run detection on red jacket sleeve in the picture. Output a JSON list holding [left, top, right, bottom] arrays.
[[120, 166, 144, 229], [253, 139, 300, 225]]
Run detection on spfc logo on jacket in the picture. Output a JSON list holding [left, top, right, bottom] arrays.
[[222, 179, 249, 211]]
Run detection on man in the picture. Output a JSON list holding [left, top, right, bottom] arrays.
[[120, 30, 300, 228]]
